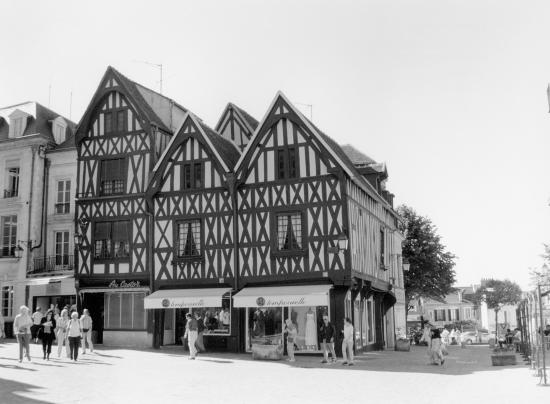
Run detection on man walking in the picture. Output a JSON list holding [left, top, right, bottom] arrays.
[[319, 314, 336, 363], [184, 313, 198, 360], [342, 317, 354, 366], [80, 309, 94, 354]]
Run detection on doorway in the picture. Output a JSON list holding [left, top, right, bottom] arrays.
[[81, 293, 104, 344]]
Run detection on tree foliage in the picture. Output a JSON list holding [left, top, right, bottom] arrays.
[[397, 205, 456, 315], [472, 279, 522, 310]]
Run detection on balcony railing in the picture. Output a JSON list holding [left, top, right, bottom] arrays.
[[55, 202, 70, 214], [3, 189, 18, 198], [28, 255, 74, 274]]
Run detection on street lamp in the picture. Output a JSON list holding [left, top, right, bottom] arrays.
[[14, 244, 24, 259], [402, 258, 410, 272], [74, 233, 83, 249], [328, 232, 349, 254]]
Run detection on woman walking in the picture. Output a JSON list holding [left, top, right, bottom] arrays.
[[13, 305, 32, 362], [40, 310, 56, 360], [56, 309, 70, 357], [284, 318, 297, 362], [67, 312, 83, 361], [342, 317, 355, 366], [428, 327, 444, 365]]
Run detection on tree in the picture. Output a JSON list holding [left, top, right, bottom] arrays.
[[397, 205, 457, 320], [472, 279, 522, 336]]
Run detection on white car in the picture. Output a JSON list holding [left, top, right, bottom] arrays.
[[460, 331, 492, 344]]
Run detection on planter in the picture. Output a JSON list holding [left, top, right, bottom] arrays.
[[252, 343, 284, 360], [491, 354, 517, 366], [395, 339, 411, 352]]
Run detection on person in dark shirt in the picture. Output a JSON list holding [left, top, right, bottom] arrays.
[[319, 314, 337, 363], [195, 312, 205, 352]]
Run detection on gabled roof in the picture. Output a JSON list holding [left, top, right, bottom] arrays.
[[76, 66, 188, 141], [215, 102, 259, 134], [341, 144, 376, 166], [234, 91, 396, 212], [152, 112, 240, 175]]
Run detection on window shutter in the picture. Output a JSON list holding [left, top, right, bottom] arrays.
[[94, 222, 111, 240]]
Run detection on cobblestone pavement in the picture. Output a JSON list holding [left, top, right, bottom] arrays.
[[0, 341, 548, 404]]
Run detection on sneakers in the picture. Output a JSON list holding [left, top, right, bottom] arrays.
[[321, 359, 328, 364], [342, 361, 348, 365]]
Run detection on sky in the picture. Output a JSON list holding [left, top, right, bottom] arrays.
[[1, 0, 549, 290]]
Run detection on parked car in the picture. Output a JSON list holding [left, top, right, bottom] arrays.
[[460, 331, 493, 344]]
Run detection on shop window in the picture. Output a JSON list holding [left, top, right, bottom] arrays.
[[4, 167, 19, 198], [176, 220, 201, 258], [104, 292, 146, 330], [275, 212, 302, 252], [0, 215, 17, 257], [93, 221, 130, 260], [187, 296, 231, 336], [1, 286, 14, 317], [100, 158, 126, 195], [55, 180, 71, 213], [182, 163, 203, 189]]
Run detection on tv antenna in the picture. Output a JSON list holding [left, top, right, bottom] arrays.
[[133, 60, 163, 94], [294, 102, 313, 121]]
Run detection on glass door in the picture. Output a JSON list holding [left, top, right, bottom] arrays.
[[55, 231, 70, 268]]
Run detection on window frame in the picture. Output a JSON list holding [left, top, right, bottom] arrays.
[[174, 219, 203, 260], [0, 215, 17, 258], [5, 166, 20, 198], [54, 231, 71, 267], [99, 157, 127, 196], [181, 162, 203, 190], [104, 291, 147, 331], [379, 228, 386, 270], [92, 220, 131, 262], [1, 286, 14, 317], [55, 179, 71, 214], [276, 146, 300, 180], [271, 209, 307, 257]]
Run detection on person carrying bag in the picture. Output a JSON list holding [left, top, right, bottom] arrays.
[[66, 312, 83, 362]]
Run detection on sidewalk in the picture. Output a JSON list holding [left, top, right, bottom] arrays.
[[0, 341, 548, 404]]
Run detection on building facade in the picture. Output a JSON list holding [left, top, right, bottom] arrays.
[[0, 102, 76, 336], [75, 67, 406, 353]]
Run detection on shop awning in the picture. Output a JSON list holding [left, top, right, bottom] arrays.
[[144, 288, 232, 309], [233, 284, 332, 308], [26, 275, 73, 286], [79, 287, 150, 294]]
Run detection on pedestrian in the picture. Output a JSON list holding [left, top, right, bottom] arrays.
[[195, 312, 206, 352], [80, 309, 94, 354], [39, 309, 56, 360], [0, 311, 5, 339], [419, 325, 431, 346], [428, 327, 444, 365], [13, 305, 32, 362], [67, 311, 83, 361], [319, 314, 336, 363], [441, 327, 450, 345], [513, 328, 522, 352], [56, 309, 70, 358], [183, 313, 198, 360], [342, 317, 354, 366], [284, 318, 297, 362], [31, 307, 43, 343]]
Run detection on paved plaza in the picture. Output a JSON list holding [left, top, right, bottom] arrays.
[[0, 341, 548, 404]]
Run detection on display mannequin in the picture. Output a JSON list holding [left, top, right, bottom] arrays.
[[304, 307, 317, 349]]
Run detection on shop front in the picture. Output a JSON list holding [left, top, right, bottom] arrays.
[[233, 284, 332, 358], [144, 288, 234, 351], [27, 275, 76, 315], [79, 279, 151, 346]]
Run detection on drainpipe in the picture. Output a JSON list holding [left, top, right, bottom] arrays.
[[30, 157, 49, 256], [226, 172, 240, 352]]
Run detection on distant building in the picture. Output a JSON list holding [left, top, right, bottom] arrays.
[[0, 102, 76, 335], [407, 289, 478, 328]]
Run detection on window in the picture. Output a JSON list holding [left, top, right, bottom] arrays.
[[1, 286, 14, 317], [12, 118, 24, 137], [380, 228, 385, 269], [55, 231, 70, 267], [93, 221, 130, 260], [55, 180, 71, 213], [116, 110, 126, 132], [182, 163, 203, 189], [104, 292, 146, 330], [100, 158, 126, 195], [53, 123, 66, 144], [1, 215, 17, 257], [434, 309, 446, 322], [104, 112, 113, 134], [4, 167, 19, 198], [176, 220, 201, 258], [464, 308, 472, 319], [276, 213, 302, 251], [276, 147, 299, 180]]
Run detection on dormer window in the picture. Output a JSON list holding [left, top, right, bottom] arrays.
[[8, 109, 31, 138], [53, 123, 66, 144]]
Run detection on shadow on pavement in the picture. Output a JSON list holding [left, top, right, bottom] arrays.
[[0, 378, 52, 403]]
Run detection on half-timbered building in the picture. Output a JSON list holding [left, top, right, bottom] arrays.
[[215, 103, 258, 151], [74, 67, 187, 346], [144, 113, 240, 349], [232, 92, 406, 353]]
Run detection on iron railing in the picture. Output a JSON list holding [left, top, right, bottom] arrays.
[[28, 255, 74, 274]]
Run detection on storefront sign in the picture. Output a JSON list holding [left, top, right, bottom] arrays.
[[236, 294, 326, 307], [144, 288, 232, 309], [108, 280, 142, 289], [256, 296, 306, 307], [158, 298, 206, 308]]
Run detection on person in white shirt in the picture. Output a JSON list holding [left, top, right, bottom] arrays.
[[31, 307, 43, 343], [441, 328, 450, 345], [342, 317, 355, 366], [56, 309, 70, 358], [67, 311, 83, 361], [80, 309, 93, 354], [13, 305, 33, 362]]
